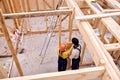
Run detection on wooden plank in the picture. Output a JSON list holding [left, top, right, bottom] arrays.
[[0, 10, 23, 76], [8, 0, 19, 29], [26, 28, 78, 35], [76, 11, 120, 21], [102, 18, 120, 43], [103, 9, 120, 13], [4, 9, 72, 19], [0, 54, 12, 58], [105, 0, 120, 8], [68, 9, 74, 42], [99, 24, 107, 42], [104, 43, 120, 51], [58, 16, 62, 46], [27, 0, 31, 11], [3, 66, 105, 80], [43, 0, 52, 9], [80, 42, 86, 65], [0, 62, 8, 79]]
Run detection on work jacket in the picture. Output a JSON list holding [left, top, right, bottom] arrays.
[[57, 44, 73, 59]]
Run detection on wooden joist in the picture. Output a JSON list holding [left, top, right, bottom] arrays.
[[102, 18, 120, 43], [3, 66, 105, 80], [76, 11, 120, 21], [105, 43, 120, 51], [3, 9, 72, 19]]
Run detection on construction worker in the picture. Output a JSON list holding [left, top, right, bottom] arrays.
[[70, 37, 81, 70], [10, 29, 20, 43], [57, 43, 73, 71]]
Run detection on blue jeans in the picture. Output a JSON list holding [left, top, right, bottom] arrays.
[[72, 57, 80, 70], [58, 56, 67, 71]]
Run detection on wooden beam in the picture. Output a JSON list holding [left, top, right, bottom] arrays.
[[80, 42, 86, 65], [0, 10, 23, 76], [43, 0, 52, 9], [105, 0, 120, 8], [102, 18, 120, 43], [0, 62, 8, 79], [76, 11, 120, 21], [68, 9, 74, 42], [58, 16, 62, 46], [99, 24, 107, 42], [103, 9, 120, 13], [0, 28, 78, 37], [0, 54, 12, 58], [4, 9, 72, 19], [3, 66, 105, 80], [26, 28, 78, 35], [104, 43, 120, 51]]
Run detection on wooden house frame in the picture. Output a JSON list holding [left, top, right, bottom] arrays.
[[0, 0, 120, 80]]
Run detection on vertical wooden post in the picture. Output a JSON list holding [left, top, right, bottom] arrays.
[[12, 0, 24, 25], [58, 16, 62, 46], [1, 0, 7, 13], [8, 0, 19, 29], [110, 36, 117, 43], [36, 0, 39, 10], [36, 0, 40, 10], [0, 62, 8, 79], [99, 24, 107, 42], [0, 10, 23, 76], [80, 42, 86, 65], [27, 0, 31, 11], [6, 0, 12, 13], [53, 0, 55, 9], [68, 9, 74, 42], [93, 18, 100, 29]]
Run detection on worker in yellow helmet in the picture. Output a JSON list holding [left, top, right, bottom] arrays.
[[57, 43, 73, 71]]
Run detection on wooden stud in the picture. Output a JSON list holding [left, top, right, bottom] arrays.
[[0, 62, 8, 79], [8, 0, 19, 29], [68, 8, 74, 42], [58, 16, 62, 46], [105, 43, 120, 51], [61, 15, 69, 22], [99, 24, 107, 43], [1, 0, 7, 13], [43, 0, 52, 9], [53, 0, 55, 9], [0, 9, 23, 76], [27, 0, 31, 11], [80, 42, 86, 65]]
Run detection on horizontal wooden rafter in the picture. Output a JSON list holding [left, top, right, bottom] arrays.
[[3, 66, 105, 80], [102, 18, 120, 43], [3, 9, 72, 19], [76, 11, 120, 21], [105, 43, 120, 51]]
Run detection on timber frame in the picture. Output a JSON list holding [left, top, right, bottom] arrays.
[[0, 0, 120, 80]]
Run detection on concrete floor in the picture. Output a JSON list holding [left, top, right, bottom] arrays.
[[0, 17, 93, 78]]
